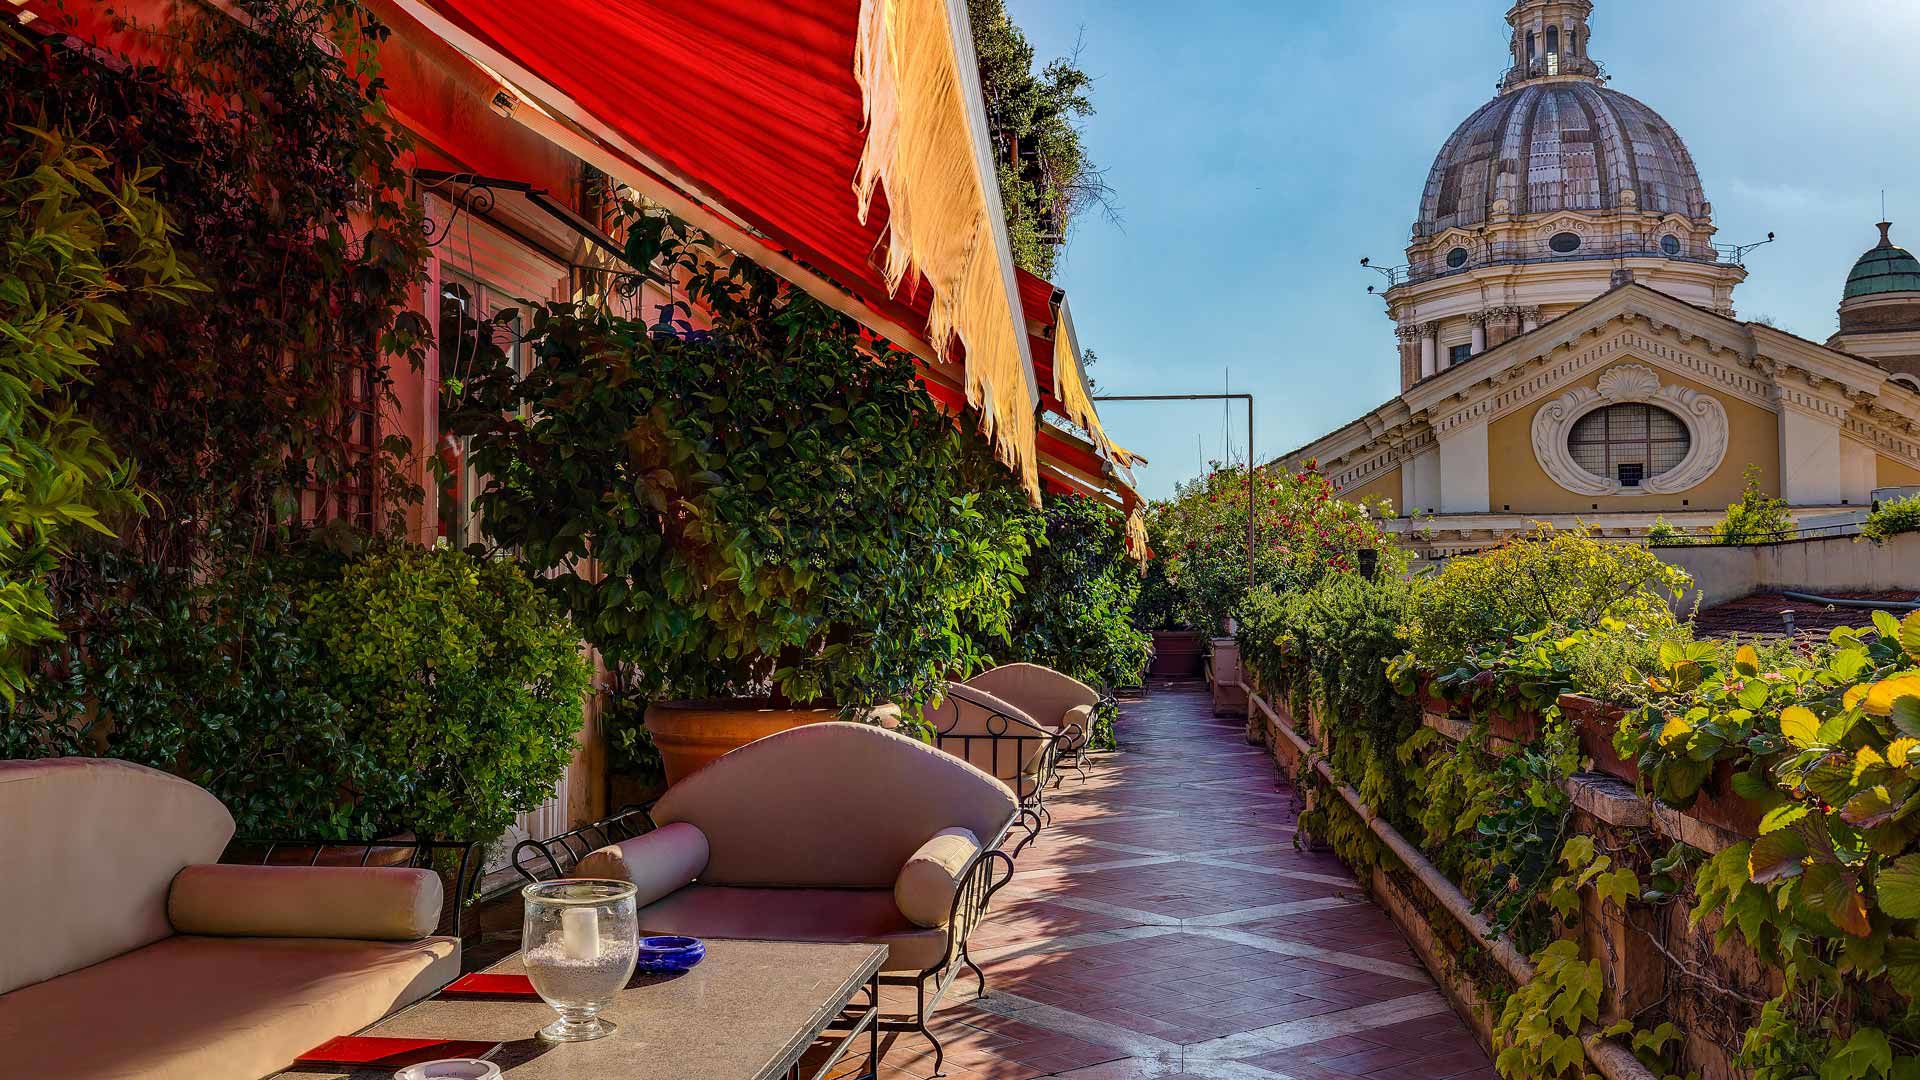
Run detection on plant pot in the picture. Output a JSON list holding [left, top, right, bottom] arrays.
[[1562, 694, 1638, 784], [643, 700, 900, 786], [1149, 630, 1207, 678], [261, 832, 419, 869]]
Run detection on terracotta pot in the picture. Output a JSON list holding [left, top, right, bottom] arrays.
[[1562, 694, 1638, 784], [644, 700, 900, 786], [262, 832, 419, 869], [1149, 630, 1207, 678]]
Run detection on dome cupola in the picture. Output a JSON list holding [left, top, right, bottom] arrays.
[[1844, 222, 1920, 300]]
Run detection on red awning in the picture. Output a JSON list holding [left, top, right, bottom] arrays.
[[390, 0, 1041, 495]]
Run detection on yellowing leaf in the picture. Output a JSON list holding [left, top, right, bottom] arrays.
[[1847, 684, 1871, 712], [1735, 644, 1761, 677], [1891, 738, 1919, 768], [1658, 714, 1693, 748], [1780, 705, 1821, 749], [1866, 676, 1920, 718]]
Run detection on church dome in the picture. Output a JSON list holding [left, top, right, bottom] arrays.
[[1416, 80, 1708, 239], [1845, 223, 1920, 300]]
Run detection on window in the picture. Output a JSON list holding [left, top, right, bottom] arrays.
[[1545, 26, 1560, 74], [436, 272, 526, 544], [1549, 232, 1582, 254], [1568, 404, 1691, 484], [1660, 234, 1682, 257], [1446, 247, 1470, 269], [1448, 344, 1473, 367]]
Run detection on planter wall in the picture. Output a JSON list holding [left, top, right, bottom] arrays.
[[1240, 662, 1779, 1080], [1148, 630, 1206, 678], [1209, 638, 1248, 718]]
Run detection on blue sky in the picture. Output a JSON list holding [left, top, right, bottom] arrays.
[[1006, 0, 1920, 498]]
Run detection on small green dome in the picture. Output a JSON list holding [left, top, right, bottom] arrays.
[[1846, 222, 1920, 299]]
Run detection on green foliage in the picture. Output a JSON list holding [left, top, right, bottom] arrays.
[[1493, 939, 1604, 1079], [1401, 524, 1692, 672], [1646, 517, 1696, 547], [9, 1, 430, 565], [1003, 494, 1151, 747], [0, 32, 201, 700], [451, 215, 1029, 712], [1241, 573, 1418, 824], [1712, 465, 1794, 545], [1142, 463, 1400, 633], [300, 544, 591, 841], [1862, 494, 1920, 546], [967, 0, 1107, 277], [9, 545, 587, 841]]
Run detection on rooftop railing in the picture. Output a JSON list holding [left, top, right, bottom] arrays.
[[1369, 236, 1749, 290]]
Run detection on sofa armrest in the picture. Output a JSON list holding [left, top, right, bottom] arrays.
[[573, 821, 710, 907], [169, 864, 442, 941], [894, 828, 982, 928]]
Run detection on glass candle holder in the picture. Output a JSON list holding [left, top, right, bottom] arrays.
[[521, 880, 639, 1042]]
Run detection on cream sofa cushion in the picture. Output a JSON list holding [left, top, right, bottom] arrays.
[[637, 885, 949, 973], [926, 684, 1056, 784], [572, 821, 710, 906], [894, 828, 981, 928], [652, 722, 1016, 888], [0, 933, 457, 1080], [0, 758, 234, 995], [169, 864, 443, 941], [1061, 703, 1094, 750], [965, 663, 1099, 731]]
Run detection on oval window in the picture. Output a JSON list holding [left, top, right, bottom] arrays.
[[1660, 234, 1682, 256], [1568, 403, 1692, 487], [1446, 247, 1470, 269], [1549, 232, 1583, 254]]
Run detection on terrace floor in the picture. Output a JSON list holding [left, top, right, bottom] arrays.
[[813, 684, 1497, 1080]]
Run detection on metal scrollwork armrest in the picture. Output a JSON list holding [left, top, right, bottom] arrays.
[[511, 804, 655, 884]]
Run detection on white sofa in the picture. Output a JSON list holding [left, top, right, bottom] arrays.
[[0, 758, 458, 1080]]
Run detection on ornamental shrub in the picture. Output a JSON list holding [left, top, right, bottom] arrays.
[[1711, 465, 1793, 544], [8, 544, 588, 842], [1862, 493, 1920, 545], [449, 214, 1031, 712], [1139, 463, 1400, 634], [1003, 494, 1152, 746], [300, 543, 592, 842], [1401, 524, 1691, 672]]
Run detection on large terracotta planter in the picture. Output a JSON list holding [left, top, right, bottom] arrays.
[[644, 700, 899, 786], [1149, 630, 1206, 678], [1560, 693, 1763, 837]]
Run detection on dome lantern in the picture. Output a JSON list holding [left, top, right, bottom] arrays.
[[1504, 0, 1600, 90]]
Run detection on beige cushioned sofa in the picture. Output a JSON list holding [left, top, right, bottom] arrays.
[[573, 721, 1018, 1074], [963, 662, 1099, 764], [0, 758, 458, 1080]]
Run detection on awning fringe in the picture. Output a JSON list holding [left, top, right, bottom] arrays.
[[854, 0, 1039, 501]]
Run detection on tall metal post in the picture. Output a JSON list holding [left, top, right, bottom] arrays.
[[1091, 393, 1257, 595]]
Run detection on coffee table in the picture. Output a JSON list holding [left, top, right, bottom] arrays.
[[275, 938, 886, 1080]]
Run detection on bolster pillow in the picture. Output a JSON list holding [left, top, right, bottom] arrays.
[[1061, 703, 1093, 748], [169, 864, 442, 941], [894, 827, 982, 928], [572, 821, 710, 907]]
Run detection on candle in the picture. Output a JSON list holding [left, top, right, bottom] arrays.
[[561, 906, 599, 962]]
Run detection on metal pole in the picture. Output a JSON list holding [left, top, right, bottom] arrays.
[[1091, 393, 1257, 596]]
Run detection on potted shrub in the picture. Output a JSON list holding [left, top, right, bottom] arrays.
[[451, 217, 1027, 784]]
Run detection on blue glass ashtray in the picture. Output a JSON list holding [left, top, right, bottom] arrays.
[[635, 935, 705, 974]]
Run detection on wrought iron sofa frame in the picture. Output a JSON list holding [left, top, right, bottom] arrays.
[[933, 683, 1069, 857], [512, 804, 1015, 1077], [221, 836, 484, 941]]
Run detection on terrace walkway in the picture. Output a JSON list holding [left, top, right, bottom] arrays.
[[823, 684, 1496, 1080]]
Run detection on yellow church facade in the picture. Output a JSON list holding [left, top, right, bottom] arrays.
[[1280, 0, 1920, 556]]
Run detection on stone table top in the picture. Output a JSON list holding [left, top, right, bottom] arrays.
[[275, 938, 885, 1080]]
